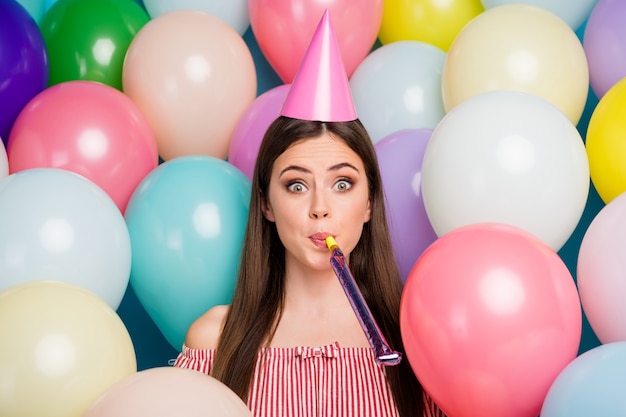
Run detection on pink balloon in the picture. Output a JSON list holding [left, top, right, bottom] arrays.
[[249, 0, 383, 83], [228, 84, 290, 179], [577, 191, 626, 343], [375, 128, 438, 282], [400, 223, 581, 417], [7, 81, 158, 213], [83, 366, 251, 417]]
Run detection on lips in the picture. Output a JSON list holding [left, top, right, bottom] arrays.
[[309, 232, 334, 249]]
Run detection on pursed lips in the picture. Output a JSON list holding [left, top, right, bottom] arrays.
[[309, 232, 333, 249]]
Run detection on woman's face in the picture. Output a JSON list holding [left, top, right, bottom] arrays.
[[263, 133, 371, 271]]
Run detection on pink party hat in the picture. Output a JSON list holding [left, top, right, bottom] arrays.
[[280, 9, 357, 122]]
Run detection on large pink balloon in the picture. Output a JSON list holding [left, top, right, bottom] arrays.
[[7, 80, 158, 213], [249, 0, 383, 83], [401, 222, 582, 417], [83, 367, 252, 417], [228, 83, 290, 179]]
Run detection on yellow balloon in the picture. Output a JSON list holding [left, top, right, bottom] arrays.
[[0, 281, 137, 417], [586, 77, 626, 204], [442, 4, 588, 125], [379, 0, 484, 51]]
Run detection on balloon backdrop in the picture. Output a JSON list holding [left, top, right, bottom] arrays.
[[248, 0, 383, 83], [350, 40, 447, 144], [401, 222, 582, 417], [123, 10, 257, 161], [585, 76, 626, 204], [7, 80, 159, 213], [39, 0, 150, 90], [583, 0, 626, 99], [442, 4, 589, 125], [540, 342, 626, 417], [379, 0, 484, 51], [421, 90, 590, 252], [82, 367, 252, 417], [481, 0, 598, 31], [125, 156, 251, 350], [0, 0, 48, 146], [374, 128, 438, 281], [0, 168, 131, 310], [142, 0, 250, 35], [228, 83, 290, 179], [0, 280, 137, 417], [577, 191, 626, 343], [16, 0, 47, 22]]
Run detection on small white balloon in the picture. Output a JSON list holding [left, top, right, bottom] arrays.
[[421, 90, 589, 251], [142, 0, 250, 35], [0, 168, 131, 309]]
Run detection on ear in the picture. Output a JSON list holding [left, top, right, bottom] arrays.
[[364, 199, 371, 223], [261, 194, 275, 222]]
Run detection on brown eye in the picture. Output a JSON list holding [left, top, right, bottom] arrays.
[[334, 179, 353, 191], [287, 182, 307, 193]]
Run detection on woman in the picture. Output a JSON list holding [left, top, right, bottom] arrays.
[[174, 115, 445, 417]]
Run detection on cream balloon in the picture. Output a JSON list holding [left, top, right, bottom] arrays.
[[123, 10, 257, 161], [0, 139, 7, 179], [82, 367, 252, 417], [442, 4, 588, 125], [421, 90, 589, 252], [0, 280, 137, 417]]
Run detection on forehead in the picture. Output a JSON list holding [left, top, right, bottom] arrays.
[[273, 134, 363, 169]]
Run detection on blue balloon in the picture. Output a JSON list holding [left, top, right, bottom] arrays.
[[0, 0, 48, 145], [540, 341, 626, 417], [125, 156, 251, 350]]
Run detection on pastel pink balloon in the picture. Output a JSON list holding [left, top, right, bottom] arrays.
[[401, 222, 581, 417], [123, 10, 257, 161], [7, 81, 158, 213], [228, 84, 290, 179], [249, 0, 383, 83], [577, 191, 626, 343]]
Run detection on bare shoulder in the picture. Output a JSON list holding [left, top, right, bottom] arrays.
[[184, 305, 230, 350]]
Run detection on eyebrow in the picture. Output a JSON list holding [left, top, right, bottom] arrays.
[[279, 162, 361, 178]]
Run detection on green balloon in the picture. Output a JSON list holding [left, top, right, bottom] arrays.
[[40, 0, 150, 90]]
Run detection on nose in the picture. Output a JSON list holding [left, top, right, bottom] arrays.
[[310, 190, 330, 219]]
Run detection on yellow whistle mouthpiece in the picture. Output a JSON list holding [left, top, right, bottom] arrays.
[[325, 236, 338, 251]]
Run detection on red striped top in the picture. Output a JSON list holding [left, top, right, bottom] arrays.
[[173, 342, 446, 417]]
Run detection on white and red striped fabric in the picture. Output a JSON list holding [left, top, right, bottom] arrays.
[[173, 342, 446, 417]]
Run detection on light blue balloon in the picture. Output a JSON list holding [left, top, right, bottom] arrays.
[[481, 0, 599, 31], [125, 156, 251, 350], [16, 0, 46, 23], [350, 40, 447, 144], [540, 342, 626, 417]]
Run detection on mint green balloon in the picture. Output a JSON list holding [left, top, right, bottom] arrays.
[[40, 0, 150, 90], [125, 156, 251, 350]]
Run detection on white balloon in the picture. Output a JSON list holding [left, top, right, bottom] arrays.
[[0, 168, 131, 309], [350, 40, 447, 144], [142, 0, 249, 35], [0, 140, 7, 180], [421, 90, 589, 251]]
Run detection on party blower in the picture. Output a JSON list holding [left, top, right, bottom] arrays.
[[325, 236, 402, 366]]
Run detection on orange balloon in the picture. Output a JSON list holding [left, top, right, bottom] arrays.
[[123, 10, 257, 161]]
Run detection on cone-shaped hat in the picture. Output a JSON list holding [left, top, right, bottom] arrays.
[[280, 9, 357, 122]]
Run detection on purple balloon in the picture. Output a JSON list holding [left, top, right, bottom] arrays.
[[228, 84, 290, 179], [583, 0, 626, 99], [375, 128, 438, 282], [0, 0, 48, 145]]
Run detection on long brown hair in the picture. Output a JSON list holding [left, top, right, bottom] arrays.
[[212, 116, 424, 416]]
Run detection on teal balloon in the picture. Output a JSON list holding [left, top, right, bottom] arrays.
[[125, 156, 251, 350], [540, 341, 626, 417]]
